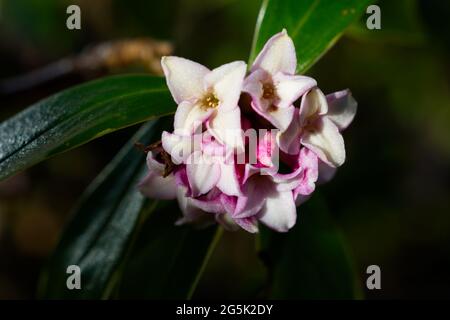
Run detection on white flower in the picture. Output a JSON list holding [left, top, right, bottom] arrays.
[[278, 88, 357, 167], [243, 30, 317, 131], [162, 56, 247, 150]]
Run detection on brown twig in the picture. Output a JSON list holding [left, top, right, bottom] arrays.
[[0, 38, 173, 95], [134, 140, 174, 177]]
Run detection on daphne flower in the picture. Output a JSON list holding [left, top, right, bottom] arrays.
[[139, 146, 177, 200], [139, 30, 357, 234], [174, 167, 258, 233], [161, 130, 241, 197], [243, 30, 317, 131], [279, 88, 357, 167], [230, 146, 318, 232], [185, 134, 241, 197], [234, 175, 296, 232], [162, 56, 246, 150]]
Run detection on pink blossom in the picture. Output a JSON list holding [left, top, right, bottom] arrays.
[[243, 30, 317, 131], [139, 30, 357, 233], [278, 88, 357, 167], [162, 56, 246, 150]]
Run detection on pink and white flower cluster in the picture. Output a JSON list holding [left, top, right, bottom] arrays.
[[139, 30, 357, 233]]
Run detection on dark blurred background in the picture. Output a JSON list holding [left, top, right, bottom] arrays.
[[0, 0, 449, 299]]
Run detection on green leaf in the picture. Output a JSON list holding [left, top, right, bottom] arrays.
[[347, 0, 426, 46], [118, 204, 222, 299], [249, 0, 372, 73], [258, 194, 360, 299], [39, 118, 221, 299], [0, 74, 173, 181], [38, 119, 170, 299]]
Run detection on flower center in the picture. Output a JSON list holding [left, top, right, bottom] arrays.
[[267, 104, 278, 113], [201, 92, 219, 110], [262, 82, 276, 100], [303, 115, 319, 133]]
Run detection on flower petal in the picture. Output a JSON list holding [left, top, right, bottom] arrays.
[[207, 108, 244, 151], [161, 56, 209, 103], [274, 73, 317, 109], [174, 101, 213, 135], [252, 101, 295, 132], [258, 189, 296, 232], [241, 163, 260, 184], [301, 117, 346, 167], [205, 61, 247, 112], [234, 216, 259, 233], [175, 186, 205, 225], [251, 29, 297, 75], [326, 89, 357, 131], [294, 147, 318, 196], [186, 151, 221, 196], [201, 135, 227, 158], [146, 149, 165, 174], [190, 188, 225, 214], [299, 87, 328, 127], [317, 159, 337, 185], [295, 193, 311, 206], [173, 167, 192, 198], [271, 166, 304, 191], [277, 111, 302, 155], [138, 171, 177, 200], [162, 131, 201, 164], [234, 176, 270, 219], [256, 129, 277, 167], [242, 69, 267, 103], [220, 193, 237, 214], [217, 162, 242, 196]]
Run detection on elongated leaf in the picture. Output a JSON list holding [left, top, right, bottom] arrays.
[[0, 74, 173, 181], [119, 203, 221, 299], [258, 194, 360, 299], [38, 119, 169, 299], [249, 0, 372, 73]]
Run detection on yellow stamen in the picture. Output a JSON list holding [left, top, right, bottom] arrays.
[[262, 82, 276, 100], [201, 92, 219, 110]]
